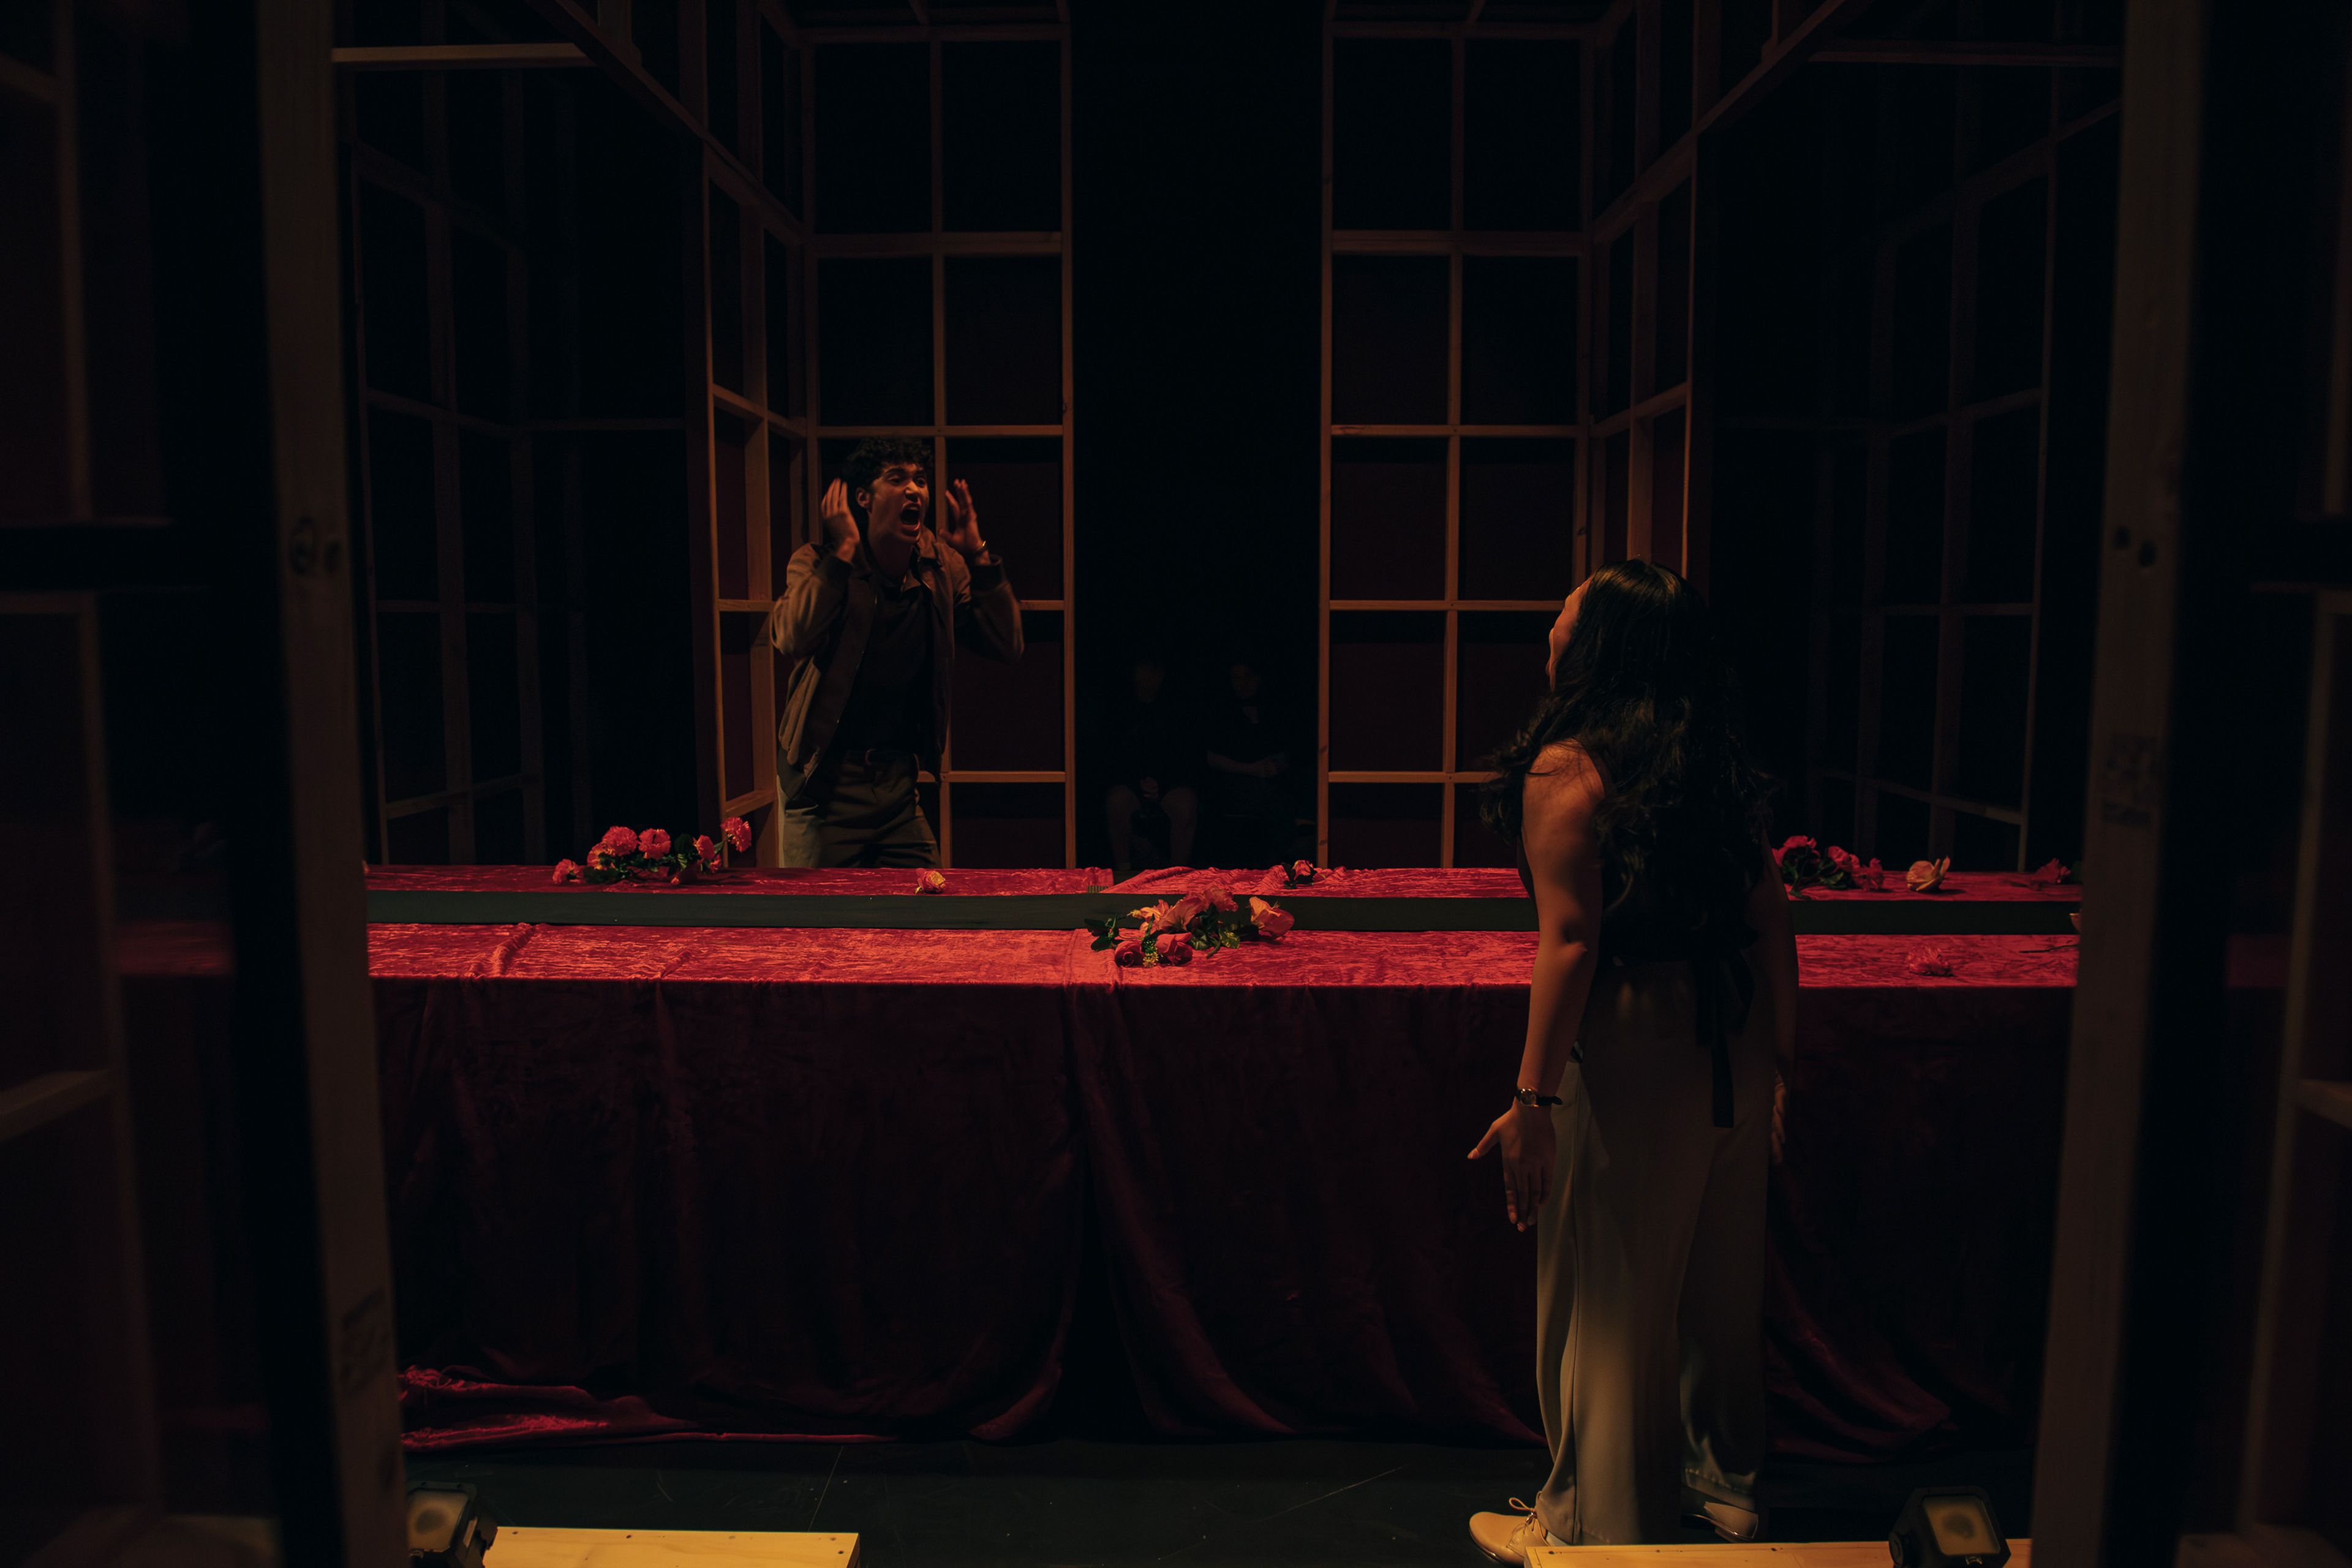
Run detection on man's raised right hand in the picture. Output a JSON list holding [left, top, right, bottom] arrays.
[[820, 478, 860, 560]]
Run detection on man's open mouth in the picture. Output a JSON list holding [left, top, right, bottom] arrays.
[[900, 503, 922, 524]]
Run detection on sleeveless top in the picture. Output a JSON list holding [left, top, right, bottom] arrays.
[[1518, 840, 1757, 1129]]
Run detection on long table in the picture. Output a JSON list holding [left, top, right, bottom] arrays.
[[355, 864, 2080, 1462]]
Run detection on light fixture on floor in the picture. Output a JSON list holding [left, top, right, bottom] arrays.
[[409, 1482, 498, 1566], [1890, 1485, 2010, 1568]]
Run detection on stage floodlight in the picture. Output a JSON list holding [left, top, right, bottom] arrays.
[[1889, 1485, 2010, 1568]]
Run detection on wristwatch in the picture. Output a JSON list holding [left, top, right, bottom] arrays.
[[1513, 1087, 1563, 1109]]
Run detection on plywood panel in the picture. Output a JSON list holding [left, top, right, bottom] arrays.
[[491, 1526, 859, 1566]]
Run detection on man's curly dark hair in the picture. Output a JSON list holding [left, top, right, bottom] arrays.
[[841, 437, 932, 521]]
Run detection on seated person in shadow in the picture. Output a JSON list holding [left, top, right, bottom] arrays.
[[1104, 655, 1202, 880], [1202, 653, 1299, 868]]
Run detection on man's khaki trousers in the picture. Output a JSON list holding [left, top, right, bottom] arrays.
[[777, 752, 939, 868]]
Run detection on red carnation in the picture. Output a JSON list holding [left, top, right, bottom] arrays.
[[1114, 935, 1147, 967], [692, 834, 719, 870], [1859, 858, 1888, 892], [1158, 932, 1195, 965], [723, 816, 752, 854], [1247, 897, 1295, 940], [639, 827, 672, 859], [598, 825, 639, 857], [553, 859, 580, 883], [588, 847, 617, 870]]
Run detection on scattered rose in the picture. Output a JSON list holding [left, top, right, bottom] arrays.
[[1905, 857, 1951, 893], [553, 859, 580, 883], [1860, 858, 1888, 892], [639, 827, 672, 859], [1288, 859, 1317, 886], [693, 834, 720, 870], [1207, 887, 1237, 913], [916, 869, 948, 894], [1114, 935, 1147, 967], [1826, 846, 1861, 878], [1905, 946, 1955, 977], [722, 815, 752, 854], [1775, 835, 1817, 868], [1248, 897, 1295, 939], [1158, 932, 1195, 965], [2029, 858, 2073, 886], [598, 825, 639, 857], [1167, 892, 1208, 930]]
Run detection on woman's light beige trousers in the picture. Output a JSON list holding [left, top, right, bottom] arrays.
[[1532, 958, 1776, 1545]]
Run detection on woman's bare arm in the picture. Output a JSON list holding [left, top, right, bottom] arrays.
[[1517, 744, 1607, 1102]]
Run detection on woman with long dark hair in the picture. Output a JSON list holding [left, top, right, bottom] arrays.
[[1465, 560, 1798, 1556]]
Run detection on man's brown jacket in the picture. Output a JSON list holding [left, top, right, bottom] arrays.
[[768, 529, 1022, 801]]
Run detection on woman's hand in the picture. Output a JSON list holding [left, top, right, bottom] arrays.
[[1469, 1101, 1558, 1231]]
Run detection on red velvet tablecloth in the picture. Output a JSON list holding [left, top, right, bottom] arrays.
[[363, 867, 2077, 1460]]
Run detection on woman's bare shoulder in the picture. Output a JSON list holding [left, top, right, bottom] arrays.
[[1524, 740, 1604, 818]]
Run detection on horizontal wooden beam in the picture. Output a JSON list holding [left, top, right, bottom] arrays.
[[1331, 423, 1579, 437], [0, 1070, 111, 1148], [331, 42, 592, 69], [810, 232, 1063, 257], [2295, 1079, 2352, 1133], [0, 48, 59, 103], [1333, 230, 1585, 255], [1333, 599, 1564, 611], [1811, 40, 2124, 68]]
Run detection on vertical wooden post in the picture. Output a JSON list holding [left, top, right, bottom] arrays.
[[251, 0, 409, 1554], [2030, 0, 2211, 1559]]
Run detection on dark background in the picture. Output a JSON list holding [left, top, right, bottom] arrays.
[[1070, 1, 1325, 869]]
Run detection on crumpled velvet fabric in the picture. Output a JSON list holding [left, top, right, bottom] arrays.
[[374, 922, 1095, 1447], [1110, 865, 2079, 907], [365, 868, 2079, 1461], [374, 865, 1114, 897]]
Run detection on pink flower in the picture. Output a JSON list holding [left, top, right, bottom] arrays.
[[1247, 897, 1295, 939], [693, 834, 720, 870], [639, 827, 672, 859], [1206, 887, 1237, 913], [1158, 932, 1194, 965], [1114, 935, 1147, 967], [598, 825, 639, 858], [552, 859, 580, 883], [1905, 857, 1951, 893], [1859, 858, 1888, 892], [1166, 892, 1208, 930], [1905, 946, 1955, 977], [723, 816, 752, 854], [917, 869, 948, 894], [1140, 900, 1177, 934]]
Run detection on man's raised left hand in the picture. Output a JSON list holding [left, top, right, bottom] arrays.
[[940, 478, 989, 562]]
